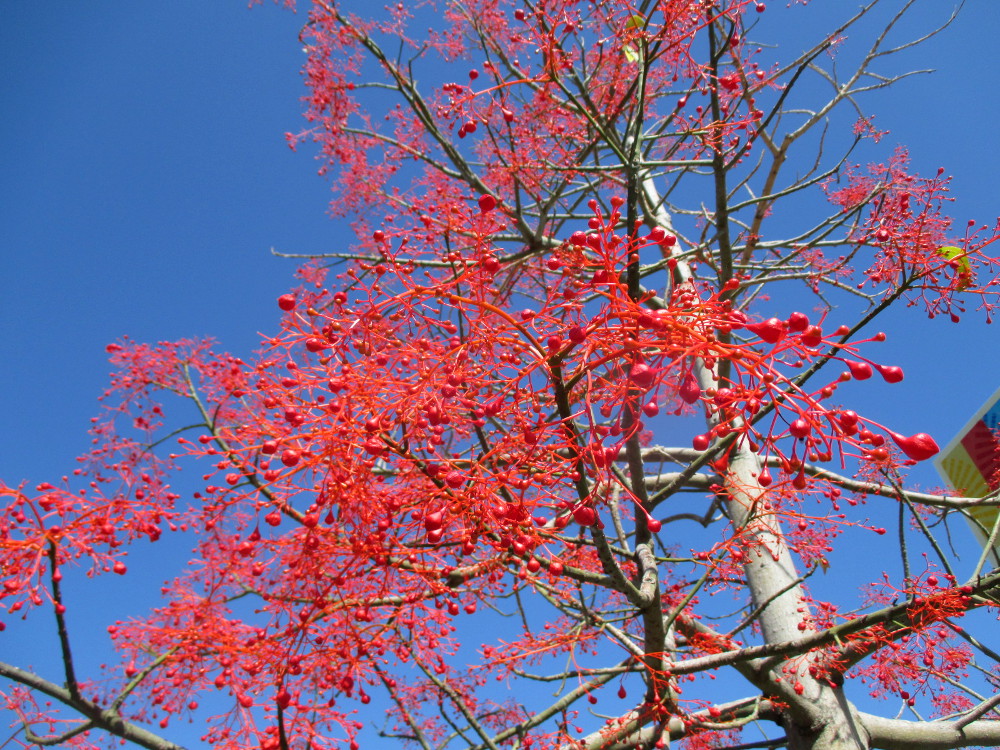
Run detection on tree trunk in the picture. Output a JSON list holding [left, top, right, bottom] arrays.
[[724, 440, 869, 749]]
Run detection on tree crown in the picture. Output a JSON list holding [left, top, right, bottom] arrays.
[[3, 2, 1000, 749]]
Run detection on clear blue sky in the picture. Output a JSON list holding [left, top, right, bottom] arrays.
[[1, 2, 998, 747]]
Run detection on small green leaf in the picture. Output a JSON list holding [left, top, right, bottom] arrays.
[[938, 245, 971, 289], [622, 15, 645, 63], [624, 14, 645, 30]]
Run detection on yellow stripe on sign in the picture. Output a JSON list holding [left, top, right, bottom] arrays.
[[935, 388, 1000, 562], [937, 440, 1000, 557], [939, 441, 991, 497], [967, 504, 1000, 540]]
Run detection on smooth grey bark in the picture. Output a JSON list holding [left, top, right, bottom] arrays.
[[860, 712, 1000, 750], [644, 171, 871, 749]]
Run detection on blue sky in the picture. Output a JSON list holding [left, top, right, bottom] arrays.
[[1, 2, 999, 747], [1, 3, 331, 487]]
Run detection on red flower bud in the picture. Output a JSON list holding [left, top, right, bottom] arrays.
[[629, 363, 656, 389], [876, 364, 904, 383], [787, 311, 809, 332], [890, 432, 939, 461], [679, 373, 700, 404], [846, 361, 873, 380], [789, 418, 810, 439], [746, 317, 785, 344], [573, 506, 597, 526]]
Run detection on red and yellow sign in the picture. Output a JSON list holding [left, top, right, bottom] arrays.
[[935, 387, 1000, 553]]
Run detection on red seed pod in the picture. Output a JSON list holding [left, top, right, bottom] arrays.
[[280, 449, 300, 467], [277, 294, 296, 311], [478, 194, 497, 213]]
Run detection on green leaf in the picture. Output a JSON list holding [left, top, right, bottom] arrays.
[[622, 14, 645, 62], [938, 245, 971, 289], [624, 14, 645, 30]]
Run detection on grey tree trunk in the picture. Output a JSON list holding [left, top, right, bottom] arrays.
[[723, 442, 869, 749]]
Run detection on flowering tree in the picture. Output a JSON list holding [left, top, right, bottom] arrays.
[[4, 1, 1000, 749]]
